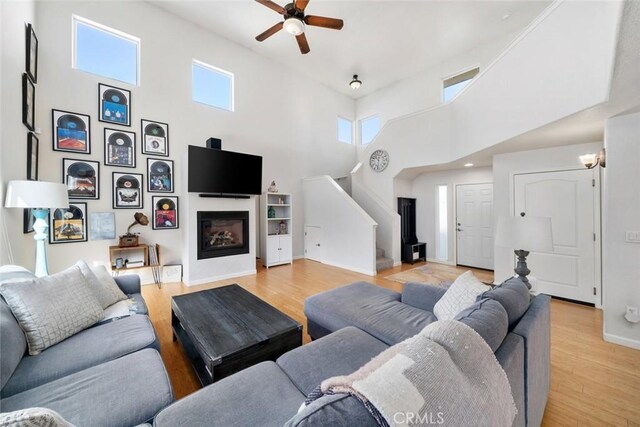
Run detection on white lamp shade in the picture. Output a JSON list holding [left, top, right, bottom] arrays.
[[495, 215, 553, 253], [4, 181, 70, 209]]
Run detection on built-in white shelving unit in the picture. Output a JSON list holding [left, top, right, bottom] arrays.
[[260, 192, 292, 268]]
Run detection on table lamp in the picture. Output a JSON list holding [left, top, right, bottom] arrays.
[[4, 180, 70, 277], [495, 214, 553, 289]]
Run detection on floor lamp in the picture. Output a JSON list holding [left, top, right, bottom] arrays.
[[4, 180, 70, 277], [495, 215, 553, 289]]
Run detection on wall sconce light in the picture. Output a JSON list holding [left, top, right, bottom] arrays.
[[349, 74, 362, 90], [579, 148, 606, 169]]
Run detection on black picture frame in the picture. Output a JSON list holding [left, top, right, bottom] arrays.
[[112, 172, 143, 209], [23, 208, 35, 234], [25, 23, 38, 83], [104, 128, 136, 168], [27, 132, 39, 181], [147, 158, 174, 193], [49, 202, 88, 244], [52, 109, 91, 154], [152, 196, 179, 230], [62, 158, 100, 200], [99, 83, 131, 127], [141, 119, 169, 156], [22, 74, 35, 131]]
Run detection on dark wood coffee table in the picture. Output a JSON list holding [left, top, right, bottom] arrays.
[[171, 284, 302, 385]]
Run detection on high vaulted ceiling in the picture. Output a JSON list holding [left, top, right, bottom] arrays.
[[150, 0, 551, 98]]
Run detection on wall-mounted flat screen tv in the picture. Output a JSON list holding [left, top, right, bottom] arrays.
[[188, 145, 262, 196]]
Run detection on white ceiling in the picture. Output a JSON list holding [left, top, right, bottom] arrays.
[[149, 0, 550, 98]]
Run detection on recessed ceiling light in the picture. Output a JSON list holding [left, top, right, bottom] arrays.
[[464, 163, 474, 167]]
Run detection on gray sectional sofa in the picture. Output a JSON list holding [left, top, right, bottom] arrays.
[[154, 277, 550, 427], [0, 274, 174, 427]]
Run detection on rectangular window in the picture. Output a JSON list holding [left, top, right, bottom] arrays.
[[436, 185, 448, 260], [337, 117, 353, 144], [443, 67, 479, 103], [192, 60, 234, 112], [73, 16, 139, 86], [360, 115, 381, 145]]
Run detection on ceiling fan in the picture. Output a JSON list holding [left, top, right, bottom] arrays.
[[255, 0, 344, 54]]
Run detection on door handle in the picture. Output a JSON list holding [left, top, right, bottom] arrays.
[[457, 228, 463, 232], [316, 244, 321, 247]]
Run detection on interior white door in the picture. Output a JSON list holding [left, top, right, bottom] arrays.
[[456, 183, 494, 270], [304, 226, 322, 262], [514, 169, 596, 303]]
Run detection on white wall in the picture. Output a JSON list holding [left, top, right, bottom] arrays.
[[358, 1, 622, 207], [2, 1, 357, 275], [412, 167, 493, 264], [492, 142, 602, 283], [602, 112, 640, 349], [302, 176, 377, 276], [0, 0, 37, 266]]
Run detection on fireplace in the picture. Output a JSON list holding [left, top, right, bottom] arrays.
[[197, 211, 249, 260]]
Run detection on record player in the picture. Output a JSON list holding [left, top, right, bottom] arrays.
[[119, 212, 148, 248]]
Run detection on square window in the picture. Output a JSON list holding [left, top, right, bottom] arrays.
[[73, 16, 139, 86], [360, 116, 381, 145], [337, 117, 353, 144], [443, 67, 479, 103], [192, 60, 234, 112]]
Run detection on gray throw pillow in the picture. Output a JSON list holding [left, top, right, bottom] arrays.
[[455, 298, 508, 352], [0, 265, 104, 355], [477, 277, 531, 329], [0, 407, 76, 427], [75, 260, 127, 309], [285, 394, 376, 427]]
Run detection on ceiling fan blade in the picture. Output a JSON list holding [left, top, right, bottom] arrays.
[[304, 15, 344, 30], [296, 33, 310, 54], [295, 0, 310, 12], [255, 0, 285, 14], [255, 22, 284, 41]]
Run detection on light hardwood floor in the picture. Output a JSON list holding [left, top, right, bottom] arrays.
[[141, 259, 640, 426]]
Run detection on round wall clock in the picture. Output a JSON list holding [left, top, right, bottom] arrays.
[[369, 149, 390, 172]]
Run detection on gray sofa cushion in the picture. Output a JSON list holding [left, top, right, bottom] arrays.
[[495, 333, 526, 427], [154, 361, 304, 427], [304, 282, 436, 345], [0, 266, 104, 355], [76, 261, 126, 309], [401, 282, 447, 312], [455, 298, 508, 352], [0, 300, 27, 391], [478, 277, 531, 329], [284, 394, 376, 427], [277, 326, 388, 396], [0, 349, 173, 427], [2, 315, 159, 397], [113, 275, 141, 295]]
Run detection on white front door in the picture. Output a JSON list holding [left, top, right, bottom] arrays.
[[456, 183, 494, 270], [304, 226, 322, 262], [514, 169, 597, 303]]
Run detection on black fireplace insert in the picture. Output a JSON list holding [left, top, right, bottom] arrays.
[[197, 211, 249, 260]]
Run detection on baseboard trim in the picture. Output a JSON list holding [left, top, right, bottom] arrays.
[[184, 269, 257, 287], [603, 332, 640, 350], [321, 260, 376, 277], [393, 261, 402, 267], [426, 258, 456, 266]]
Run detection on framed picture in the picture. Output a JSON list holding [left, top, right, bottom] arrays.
[[104, 128, 136, 168], [147, 158, 174, 193], [49, 202, 87, 244], [89, 212, 116, 240], [27, 132, 38, 181], [152, 196, 179, 230], [99, 83, 131, 126], [22, 74, 35, 131], [113, 172, 143, 209], [52, 109, 91, 154], [62, 158, 99, 199], [23, 209, 35, 234], [25, 23, 38, 83], [141, 119, 169, 156]]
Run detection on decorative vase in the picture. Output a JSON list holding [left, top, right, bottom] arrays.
[[268, 206, 276, 218]]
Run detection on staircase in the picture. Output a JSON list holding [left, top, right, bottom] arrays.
[[376, 247, 394, 272]]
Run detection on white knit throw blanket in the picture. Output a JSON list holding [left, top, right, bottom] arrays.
[[319, 320, 517, 427]]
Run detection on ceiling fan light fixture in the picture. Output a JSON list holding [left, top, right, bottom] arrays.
[[350, 74, 362, 90], [283, 17, 305, 35]]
